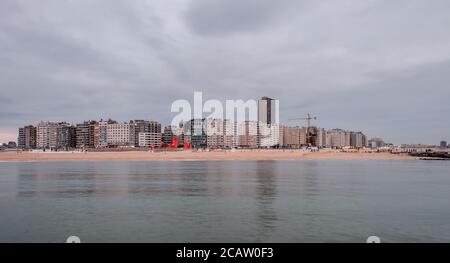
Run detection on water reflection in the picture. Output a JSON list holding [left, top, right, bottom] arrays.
[[301, 161, 320, 198], [17, 162, 130, 198], [3, 160, 450, 242], [254, 161, 278, 241]]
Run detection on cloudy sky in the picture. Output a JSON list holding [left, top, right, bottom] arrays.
[[1, 0, 449, 144]]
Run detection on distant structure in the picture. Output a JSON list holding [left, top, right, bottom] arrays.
[[107, 122, 134, 147], [440, 141, 448, 148], [162, 126, 174, 145], [369, 138, 386, 149], [258, 97, 279, 148], [37, 121, 59, 149], [76, 121, 100, 149], [56, 122, 76, 149], [189, 119, 207, 149], [258, 96, 277, 125], [350, 132, 368, 149], [132, 120, 161, 147], [326, 129, 350, 148], [18, 125, 37, 149], [289, 114, 317, 146]]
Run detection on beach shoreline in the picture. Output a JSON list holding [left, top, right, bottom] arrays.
[[0, 150, 416, 162]]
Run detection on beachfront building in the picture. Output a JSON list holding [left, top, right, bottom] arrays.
[[315, 127, 327, 148], [76, 122, 90, 149], [350, 132, 367, 149], [259, 124, 280, 148], [237, 121, 258, 148], [132, 120, 161, 147], [368, 138, 385, 148], [107, 123, 135, 147], [18, 125, 37, 150], [76, 121, 100, 149], [206, 118, 225, 149], [258, 96, 279, 148], [98, 119, 112, 148], [163, 126, 175, 145], [326, 129, 351, 148], [37, 121, 59, 149], [281, 126, 301, 148], [258, 97, 277, 126], [223, 119, 237, 149], [56, 123, 76, 149], [138, 132, 162, 148], [189, 119, 207, 149], [299, 127, 308, 146]]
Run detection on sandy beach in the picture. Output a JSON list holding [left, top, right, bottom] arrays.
[[0, 150, 416, 162]]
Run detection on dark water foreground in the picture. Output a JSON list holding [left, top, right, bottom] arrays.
[[0, 160, 449, 243]]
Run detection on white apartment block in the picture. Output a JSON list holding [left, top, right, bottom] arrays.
[[138, 132, 162, 147], [107, 123, 134, 147], [259, 124, 280, 148]]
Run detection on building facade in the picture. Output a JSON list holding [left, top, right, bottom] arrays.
[[163, 126, 174, 145], [206, 118, 225, 149], [37, 121, 58, 149], [18, 125, 37, 149], [190, 119, 207, 149], [258, 96, 279, 148], [76, 121, 100, 149], [107, 123, 134, 147], [138, 132, 162, 148], [132, 120, 161, 147], [237, 121, 258, 148], [56, 123, 76, 149], [326, 129, 351, 148], [368, 138, 385, 148], [315, 128, 327, 148], [258, 97, 277, 125]]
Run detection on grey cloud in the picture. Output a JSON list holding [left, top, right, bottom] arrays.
[[184, 0, 303, 36]]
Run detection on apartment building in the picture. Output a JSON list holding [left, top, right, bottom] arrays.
[[18, 125, 37, 149], [37, 121, 58, 149], [350, 132, 367, 149], [326, 129, 352, 148], [163, 126, 175, 145], [206, 118, 225, 149], [107, 123, 134, 147], [56, 123, 76, 149], [190, 119, 207, 149], [76, 121, 100, 149], [132, 120, 161, 147], [237, 121, 258, 148], [138, 132, 162, 148]]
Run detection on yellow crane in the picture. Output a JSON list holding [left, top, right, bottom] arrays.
[[289, 113, 318, 146]]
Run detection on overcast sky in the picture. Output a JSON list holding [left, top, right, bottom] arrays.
[[1, 0, 449, 144]]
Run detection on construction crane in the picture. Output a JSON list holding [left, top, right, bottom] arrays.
[[289, 113, 318, 146]]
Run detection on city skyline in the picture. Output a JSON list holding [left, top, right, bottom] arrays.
[[13, 116, 372, 150], [1, 0, 450, 144], [1, 108, 449, 146]]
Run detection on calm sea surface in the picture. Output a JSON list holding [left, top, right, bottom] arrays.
[[0, 160, 449, 243]]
